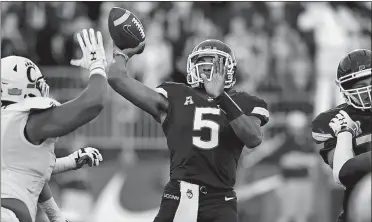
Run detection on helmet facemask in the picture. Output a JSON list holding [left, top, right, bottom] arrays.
[[33, 77, 50, 98], [187, 49, 236, 89], [336, 68, 372, 110]]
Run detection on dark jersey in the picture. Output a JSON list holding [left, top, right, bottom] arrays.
[[312, 103, 371, 165], [156, 82, 269, 190], [312, 103, 371, 217]]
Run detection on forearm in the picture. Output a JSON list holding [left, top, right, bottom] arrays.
[[76, 74, 107, 109], [230, 115, 263, 148], [333, 132, 355, 185], [107, 56, 167, 121], [39, 183, 54, 203], [38, 184, 65, 222], [216, 91, 262, 148], [339, 151, 371, 187], [52, 155, 76, 174]]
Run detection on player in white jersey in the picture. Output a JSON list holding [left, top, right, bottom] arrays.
[[1, 28, 107, 222]]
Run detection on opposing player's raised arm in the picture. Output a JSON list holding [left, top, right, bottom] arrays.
[[107, 43, 169, 123], [26, 29, 107, 142]]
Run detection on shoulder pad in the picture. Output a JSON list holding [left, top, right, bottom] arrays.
[[7, 97, 61, 112], [234, 92, 269, 126], [311, 104, 347, 143], [155, 81, 186, 98], [157, 81, 185, 87]]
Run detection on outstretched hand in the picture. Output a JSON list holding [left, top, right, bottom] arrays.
[[70, 28, 107, 72], [200, 55, 227, 98]]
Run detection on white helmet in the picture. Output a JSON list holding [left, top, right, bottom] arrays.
[[1, 56, 49, 103]]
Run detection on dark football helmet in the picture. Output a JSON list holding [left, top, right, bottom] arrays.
[[336, 49, 371, 110], [186, 39, 237, 89]]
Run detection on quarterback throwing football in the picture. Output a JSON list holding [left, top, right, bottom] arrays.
[[107, 39, 269, 222]]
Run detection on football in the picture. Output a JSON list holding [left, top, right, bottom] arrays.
[[108, 7, 146, 50]]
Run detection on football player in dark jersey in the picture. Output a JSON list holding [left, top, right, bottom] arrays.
[[312, 49, 371, 222], [107, 39, 269, 222]]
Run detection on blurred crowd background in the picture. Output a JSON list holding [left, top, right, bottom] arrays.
[[1, 2, 371, 222]]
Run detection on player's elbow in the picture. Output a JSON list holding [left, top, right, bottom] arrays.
[[338, 156, 371, 187], [245, 133, 263, 148]]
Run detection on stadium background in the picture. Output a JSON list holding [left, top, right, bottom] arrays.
[[1, 2, 371, 222]]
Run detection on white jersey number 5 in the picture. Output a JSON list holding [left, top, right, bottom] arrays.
[[192, 107, 221, 149]]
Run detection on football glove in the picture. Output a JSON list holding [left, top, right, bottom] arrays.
[[70, 28, 107, 74], [69, 147, 103, 169], [329, 110, 362, 137]]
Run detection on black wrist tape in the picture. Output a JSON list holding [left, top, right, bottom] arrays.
[[216, 91, 244, 121]]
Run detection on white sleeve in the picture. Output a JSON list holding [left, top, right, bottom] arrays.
[[8, 97, 61, 112], [155, 87, 168, 98]]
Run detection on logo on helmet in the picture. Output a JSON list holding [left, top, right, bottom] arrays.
[[25, 61, 37, 83]]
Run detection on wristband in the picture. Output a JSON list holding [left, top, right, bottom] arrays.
[[216, 91, 244, 121], [113, 50, 129, 62], [89, 67, 107, 78]]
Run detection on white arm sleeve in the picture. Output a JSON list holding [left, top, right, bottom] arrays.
[[38, 197, 65, 222], [52, 155, 76, 174]]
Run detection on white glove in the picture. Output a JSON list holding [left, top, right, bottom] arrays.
[[70, 28, 107, 76], [70, 147, 103, 169], [329, 110, 362, 137]]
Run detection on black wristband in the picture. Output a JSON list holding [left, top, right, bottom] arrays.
[[216, 91, 244, 121]]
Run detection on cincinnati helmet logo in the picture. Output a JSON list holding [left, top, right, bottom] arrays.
[[25, 61, 44, 96], [25, 61, 38, 83]]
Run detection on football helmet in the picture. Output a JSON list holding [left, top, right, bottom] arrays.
[[186, 39, 237, 89], [1, 56, 49, 103], [336, 49, 371, 110]]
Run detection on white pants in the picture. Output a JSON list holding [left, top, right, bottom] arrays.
[[1, 207, 20, 222]]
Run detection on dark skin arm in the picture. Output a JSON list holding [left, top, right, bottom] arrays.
[[38, 183, 53, 203], [26, 75, 107, 144], [231, 115, 263, 148], [107, 44, 169, 123], [327, 149, 336, 167]]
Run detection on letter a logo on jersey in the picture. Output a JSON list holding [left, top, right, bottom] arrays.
[[184, 96, 194, 105]]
